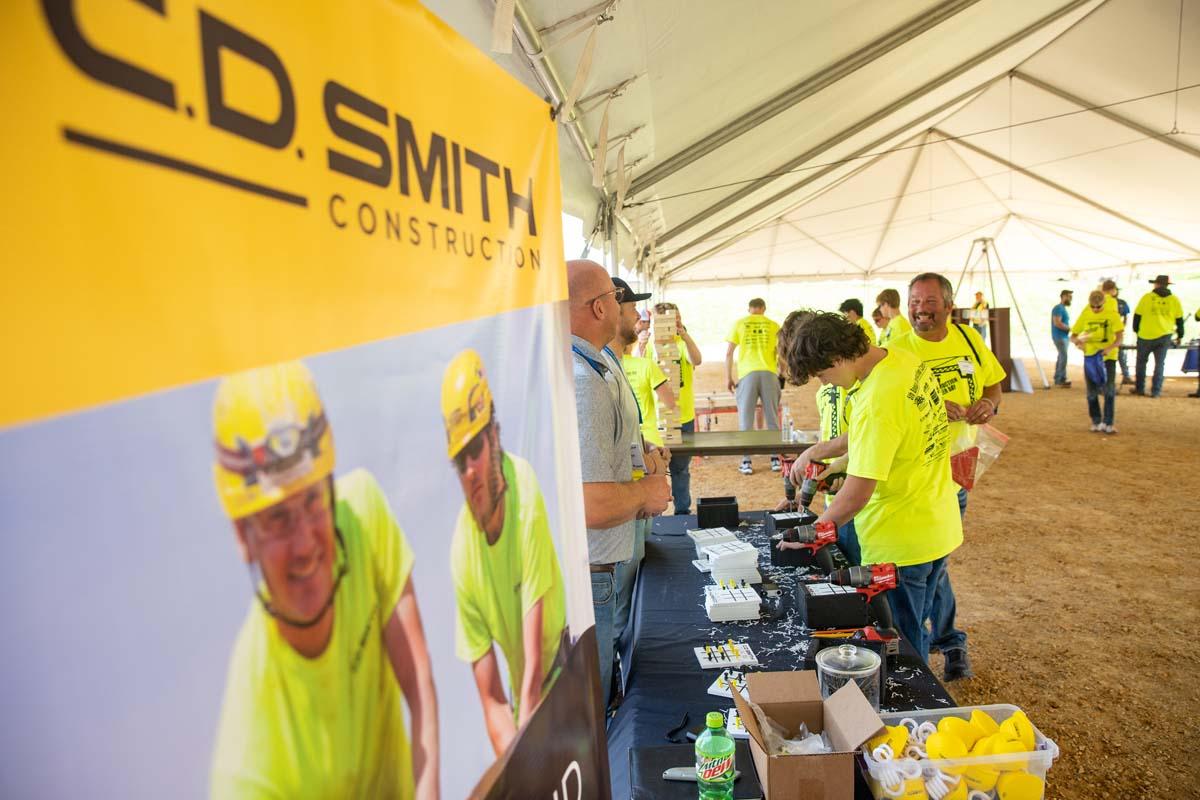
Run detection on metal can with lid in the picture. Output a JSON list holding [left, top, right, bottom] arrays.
[[814, 644, 882, 710]]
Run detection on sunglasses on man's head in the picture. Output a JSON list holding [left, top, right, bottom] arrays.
[[586, 286, 627, 305]]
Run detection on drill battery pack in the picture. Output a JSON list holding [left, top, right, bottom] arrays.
[[795, 581, 871, 629]]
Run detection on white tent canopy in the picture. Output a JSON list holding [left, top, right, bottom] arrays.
[[427, 0, 1200, 285]]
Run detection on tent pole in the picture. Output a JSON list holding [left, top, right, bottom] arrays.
[[953, 239, 978, 305], [985, 236, 1051, 389], [984, 238, 999, 315]]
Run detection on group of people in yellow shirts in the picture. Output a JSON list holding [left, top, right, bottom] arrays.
[[775, 275, 1006, 683], [208, 352, 569, 799]]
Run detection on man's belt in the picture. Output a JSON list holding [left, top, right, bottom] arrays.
[[589, 563, 616, 574]]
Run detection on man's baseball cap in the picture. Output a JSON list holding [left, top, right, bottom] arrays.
[[612, 276, 652, 303]]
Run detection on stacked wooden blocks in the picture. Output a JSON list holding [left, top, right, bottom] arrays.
[[651, 309, 682, 444]]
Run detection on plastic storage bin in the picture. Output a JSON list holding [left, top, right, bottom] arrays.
[[860, 704, 1059, 800]]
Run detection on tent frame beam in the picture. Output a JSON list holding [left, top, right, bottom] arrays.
[[934, 128, 1200, 256], [656, 0, 1096, 249], [660, 80, 994, 279], [628, 0, 985, 197], [1012, 71, 1200, 162]]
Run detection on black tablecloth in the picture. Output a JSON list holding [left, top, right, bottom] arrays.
[[607, 511, 955, 800]]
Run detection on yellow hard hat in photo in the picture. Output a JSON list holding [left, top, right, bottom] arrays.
[[441, 349, 493, 458], [212, 361, 335, 519]]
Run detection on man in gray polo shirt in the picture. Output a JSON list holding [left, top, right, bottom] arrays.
[[567, 260, 671, 708]]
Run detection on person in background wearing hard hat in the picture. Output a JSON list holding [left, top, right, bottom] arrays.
[[442, 350, 567, 758], [839, 298, 877, 347], [1131, 274, 1185, 398], [726, 297, 783, 475], [209, 362, 439, 800], [874, 288, 912, 347]]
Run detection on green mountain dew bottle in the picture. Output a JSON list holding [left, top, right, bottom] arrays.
[[695, 711, 735, 799]]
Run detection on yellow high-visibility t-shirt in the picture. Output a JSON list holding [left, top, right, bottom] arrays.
[[649, 336, 696, 424], [815, 383, 847, 442], [623, 353, 668, 446], [856, 317, 877, 347], [1134, 290, 1183, 340], [727, 314, 781, 379], [846, 349, 962, 567], [211, 469, 415, 799], [889, 325, 1007, 452], [451, 453, 566, 717], [1071, 305, 1124, 361], [877, 314, 913, 347]]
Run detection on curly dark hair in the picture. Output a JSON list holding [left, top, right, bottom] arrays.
[[778, 310, 870, 386]]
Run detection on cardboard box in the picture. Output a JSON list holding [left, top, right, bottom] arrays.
[[732, 672, 882, 800]]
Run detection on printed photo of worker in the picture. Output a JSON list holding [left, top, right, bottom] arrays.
[[442, 350, 567, 757], [208, 361, 440, 799]]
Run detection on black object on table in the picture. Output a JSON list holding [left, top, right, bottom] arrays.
[[608, 511, 955, 800]]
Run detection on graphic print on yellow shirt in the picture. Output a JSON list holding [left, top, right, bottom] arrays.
[[888, 325, 1006, 451], [211, 469, 415, 800], [815, 383, 847, 441], [846, 349, 962, 567], [1134, 291, 1183, 340], [727, 315, 781, 379], [1070, 306, 1124, 361]]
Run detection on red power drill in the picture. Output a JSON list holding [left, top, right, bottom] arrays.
[[774, 520, 839, 570], [797, 460, 846, 509], [802, 563, 897, 630]]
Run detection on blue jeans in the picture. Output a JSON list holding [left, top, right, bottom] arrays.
[[669, 420, 694, 514], [614, 518, 649, 650], [591, 571, 616, 708], [1118, 343, 1130, 380], [1053, 337, 1069, 384], [837, 518, 861, 566], [1086, 359, 1117, 426], [888, 556, 949, 662], [929, 490, 969, 654], [973, 324, 988, 343], [1136, 334, 1172, 396]]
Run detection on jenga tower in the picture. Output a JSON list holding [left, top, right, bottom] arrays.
[[652, 309, 683, 444]]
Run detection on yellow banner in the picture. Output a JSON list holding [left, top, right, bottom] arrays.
[[0, 0, 564, 427]]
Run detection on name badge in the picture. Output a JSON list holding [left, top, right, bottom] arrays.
[[958, 360, 976, 376]]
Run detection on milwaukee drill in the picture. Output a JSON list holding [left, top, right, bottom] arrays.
[[774, 519, 839, 571], [797, 460, 846, 509], [802, 563, 897, 630]]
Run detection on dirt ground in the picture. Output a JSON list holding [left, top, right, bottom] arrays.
[[681, 360, 1200, 799]]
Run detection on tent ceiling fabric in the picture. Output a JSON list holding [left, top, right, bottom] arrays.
[[427, 0, 1199, 281]]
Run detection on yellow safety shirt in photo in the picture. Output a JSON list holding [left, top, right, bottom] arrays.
[[211, 469, 415, 800], [816, 383, 847, 442], [1134, 291, 1184, 340], [856, 317, 877, 347], [847, 349, 962, 567], [451, 453, 566, 717], [727, 314, 781, 379], [623, 354, 668, 446], [649, 336, 696, 424], [889, 325, 1006, 452], [877, 314, 912, 347], [1071, 306, 1124, 361]]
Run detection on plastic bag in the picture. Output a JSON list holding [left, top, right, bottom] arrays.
[[950, 424, 1008, 491]]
